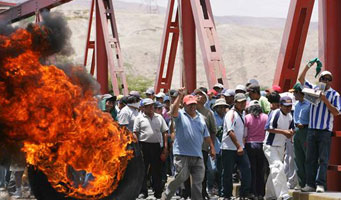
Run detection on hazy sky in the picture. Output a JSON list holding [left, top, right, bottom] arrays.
[[124, 0, 318, 21]]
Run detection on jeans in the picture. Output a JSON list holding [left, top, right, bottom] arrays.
[[222, 149, 251, 198], [162, 155, 205, 200], [202, 151, 209, 198], [245, 143, 265, 197], [306, 129, 331, 188], [0, 164, 10, 188], [207, 153, 222, 195]]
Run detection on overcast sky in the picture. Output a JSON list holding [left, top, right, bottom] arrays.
[[125, 0, 318, 21]]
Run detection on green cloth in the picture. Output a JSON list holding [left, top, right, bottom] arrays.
[[259, 96, 271, 114], [308, 57, 323, 78], [315, 60, 322, 78]]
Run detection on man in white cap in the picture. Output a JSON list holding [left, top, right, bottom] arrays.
[[213, 83, 224, 94], [298, 61, 341, 193], [134, 98, 169, 199], [221, 93, 251, 199], [208, 98, 229, 196], [155, 92, 166, 103], [222, 89, 235, 109], [193, 89, 217, 199], [235, 84, 247, 94], [145, 87, 155, 100]]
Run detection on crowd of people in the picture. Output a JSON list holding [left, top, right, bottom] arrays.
[[0, 60, 340, 200], [101, 60, 340, 200]]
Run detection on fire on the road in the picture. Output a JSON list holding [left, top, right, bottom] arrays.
[[0, 23, 134, 199]]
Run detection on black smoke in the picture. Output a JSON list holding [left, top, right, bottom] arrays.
[[28, 10, 74, 57]]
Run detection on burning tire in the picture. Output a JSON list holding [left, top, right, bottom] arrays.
[[28, 142, 144, 200]]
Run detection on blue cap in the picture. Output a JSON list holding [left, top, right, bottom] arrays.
[[154, 101, 163, 108], [163, 95, 170, 102]]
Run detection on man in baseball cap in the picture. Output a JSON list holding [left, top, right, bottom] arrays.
[[221, 92, 251, 199], [290, 83, 310, 191], [213, 83, 224, 93], [145, 87, 155, 99], [298, 60, 341, 193], [162, 88, 215, 200], [235, 85, 247, 94], [134, 98, 168, 199]]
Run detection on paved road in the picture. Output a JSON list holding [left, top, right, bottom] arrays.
[[0, 189, 221, 200]]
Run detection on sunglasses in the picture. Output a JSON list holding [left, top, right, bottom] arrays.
[[320, 77, 332, 82]]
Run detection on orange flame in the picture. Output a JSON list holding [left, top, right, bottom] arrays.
[[0, 26, 134, 199]]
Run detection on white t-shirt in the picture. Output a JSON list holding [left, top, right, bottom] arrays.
[[133, 113, 169, 144], [221, 109, 245, 150], [117, 106, 139, 132]]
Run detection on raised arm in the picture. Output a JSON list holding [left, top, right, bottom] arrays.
[[170, 88, 185, 118], [298, 63, 311, 85]]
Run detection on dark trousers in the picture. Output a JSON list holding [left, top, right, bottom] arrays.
[[222, 149, 251, 198], [245, 143, 265, 197], [202, 150, 209, 198], [293, 127, 308, 187], [306, 129, 331, 188], [140, 142, 163, 198]]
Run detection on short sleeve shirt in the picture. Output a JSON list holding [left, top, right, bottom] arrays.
[[172, 109, 210, 158], [117, 106, 139, 132], [259, 96, 271, 114], [264, 109, 294, 147], [133, 113, 169, 144], [221, 109, 245, 150], [304, 80, 341, 131], [245, 113, 268, 143]]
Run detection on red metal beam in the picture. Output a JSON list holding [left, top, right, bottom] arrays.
[[95, 0, 109, 94], [0, 1, 16, 7], [190, 0, 228, 89], [181, 0, 196, 93], [0, 0, 72, 24], [84, 0, 128, 95], [319, 0, 341, 191], [273, 0, 315, 92], [156, 0, 227, 93], [154, 0, 179, 93]]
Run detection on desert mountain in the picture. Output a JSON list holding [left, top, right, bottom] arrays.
[[12, 0, 319, 89]]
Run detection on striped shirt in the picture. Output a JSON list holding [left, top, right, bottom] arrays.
[[264, 109, 294, 147], [304, 81, 341, 131]]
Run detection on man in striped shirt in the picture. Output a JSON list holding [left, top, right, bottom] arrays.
[[298, 62, 341, 193]]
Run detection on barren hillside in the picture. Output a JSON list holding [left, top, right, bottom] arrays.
[[50, 0, 319, 89]]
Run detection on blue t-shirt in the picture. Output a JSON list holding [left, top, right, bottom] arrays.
[[173, 109, 210, 158], [294, 100, 310, 125]]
